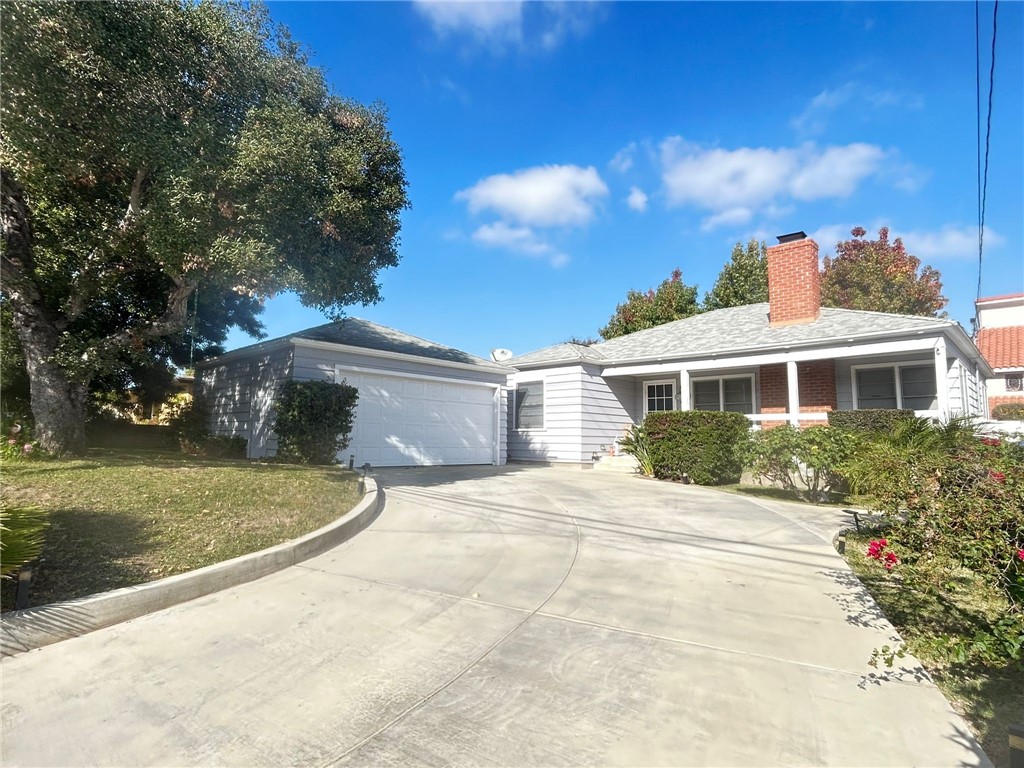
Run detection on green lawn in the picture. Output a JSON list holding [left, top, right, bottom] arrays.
[[843, 531, 1023, 768], [2, 449, 361, 609]]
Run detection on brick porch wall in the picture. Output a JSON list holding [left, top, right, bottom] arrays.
[[758, 361, 837, 427]]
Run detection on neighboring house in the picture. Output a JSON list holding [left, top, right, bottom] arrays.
[[196, 319, 511, 465], [506, 232, 993, 465], [975, 292, 1024, 414]]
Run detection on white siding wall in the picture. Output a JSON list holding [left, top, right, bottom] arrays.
[[508, 365, 637, 463], [508, 365, 586, 463], [292, 345, 509, 465], [197, 346, 293, 458], [947, 352, 985, 417]]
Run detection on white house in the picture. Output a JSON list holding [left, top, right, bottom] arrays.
[[975, 293, 1024, 415]]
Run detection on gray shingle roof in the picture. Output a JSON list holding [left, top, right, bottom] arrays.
[[506, 342, 606, 367], [206, 318, 509, 370], [511, 304, 957, 368]]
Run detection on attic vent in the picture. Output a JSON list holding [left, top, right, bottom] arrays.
[[776, 231, 807, 244]]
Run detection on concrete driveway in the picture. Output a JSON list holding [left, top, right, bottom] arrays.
[[1, 467, 988, 767]]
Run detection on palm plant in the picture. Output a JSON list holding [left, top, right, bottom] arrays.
[[0, 504, 49, 579]]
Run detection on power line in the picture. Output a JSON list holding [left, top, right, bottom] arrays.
[[976, 0, 999, 304]]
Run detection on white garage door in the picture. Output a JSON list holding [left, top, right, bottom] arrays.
[[337, 369, 497, 467]]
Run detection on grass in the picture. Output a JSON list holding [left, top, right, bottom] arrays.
[[1, 448, 361, 610], [843, 530, 1023, 768], [716, 482, 856, 508]]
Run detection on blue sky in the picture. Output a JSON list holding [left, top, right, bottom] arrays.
[[225, 1, 1024, 360]]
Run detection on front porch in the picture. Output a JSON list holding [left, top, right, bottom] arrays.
[[601, 334, 953, 430]]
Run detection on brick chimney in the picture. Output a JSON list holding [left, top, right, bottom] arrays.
[[767, 231, 820, 327]]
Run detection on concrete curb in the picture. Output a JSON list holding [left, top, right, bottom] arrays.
[[0, 478, 383, 658]]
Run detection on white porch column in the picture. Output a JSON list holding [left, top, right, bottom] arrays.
[[786, 360, 800, 426], [934, 338, 949, 419], [678, 368, 691, 411]]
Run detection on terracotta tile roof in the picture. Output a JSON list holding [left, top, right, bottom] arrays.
[[977, 326, 1024, 369], [977, 292, 1024, 304]]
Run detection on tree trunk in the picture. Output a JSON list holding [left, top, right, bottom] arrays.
[[8, 302, 88, 455]]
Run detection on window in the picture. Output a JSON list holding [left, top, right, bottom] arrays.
[[692, 376, 754, 414], [645, 381, 675, 415], [854, 364, 937, 411], [1006, 375, 1023, 392], [514, 381, 544, 429]]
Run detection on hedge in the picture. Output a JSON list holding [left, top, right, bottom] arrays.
[[827, 409, 915, 433], [643, 410, 749, 485], [272, 380, 359, 464], [992, 402, 1024, 421]]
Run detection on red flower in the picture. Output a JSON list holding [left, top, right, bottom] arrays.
[[867, 538, 889, 560], [989, 471, 1006, 483], [883, 551, 899, 570], [1017, 549, 1024, 561], [980, 437, 1001, 447]]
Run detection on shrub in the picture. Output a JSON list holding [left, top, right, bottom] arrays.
[[827, 409, 915, 433], [272, 380, 359, 465], [744, 425, 859, 502], [168, 397, 247, 458], [0, 418, 45, 462], [844, 416, 1024, 664], [992, 402, 1024, 421], [0, 503, 49, 579], [619, 424, 654, 476], [643, 410, 749, 485]]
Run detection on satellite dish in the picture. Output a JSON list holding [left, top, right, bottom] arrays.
[[490, 348, 514, 362]]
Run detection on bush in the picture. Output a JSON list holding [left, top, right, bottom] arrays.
[[844, 417, 1024, 663], [272, 380, 359, 465], [643, 410, 749, 485], [827, 409, 915, 433], [0, 503, 49, 579], [744, 425, 859, 502], [619, 424, 654, 476], [992, 402, 1024, 421], [168, 397, 247, 458]]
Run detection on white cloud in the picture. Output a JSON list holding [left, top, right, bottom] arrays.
[[810, 223, 1004, 262], [413, 1, 599, 53], [789, 144, 887, 200], [626, 186, 648, 212], [792, 81, 924, 135], [701, 207, 753, 232], [413, 2, 523, 46], [471, 222, 568, 267], [897, 225, 1004, 261], [609, 142, 636, 173], [456, 164, 608, 227], [660, 138, 898, 230]]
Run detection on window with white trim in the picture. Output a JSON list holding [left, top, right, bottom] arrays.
[[854, 364, 937, 410], [1006, 374, 1023, 392], [514, 381, 544, 429], [644, 380, 675, 415], [692, 376, 754, 414]]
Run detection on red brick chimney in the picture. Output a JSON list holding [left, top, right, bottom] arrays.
[[767, 231, 821, 327]]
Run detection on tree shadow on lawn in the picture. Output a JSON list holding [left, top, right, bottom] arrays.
[[16, 507, 155, 610]]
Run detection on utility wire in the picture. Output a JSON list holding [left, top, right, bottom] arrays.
[[977, 0, 999, 304], [974, 0, 982, 306]]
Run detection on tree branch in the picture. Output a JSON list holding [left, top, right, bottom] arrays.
[[1, 167, 38, 300]]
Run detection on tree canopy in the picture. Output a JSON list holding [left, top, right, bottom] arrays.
[[702, 239, 768, 311], [820, 227, 946, 316], [0, 1, 409, 453], [599, 269, 700, 340]]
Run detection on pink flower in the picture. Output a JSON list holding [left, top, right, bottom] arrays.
[[883, 551, 899, 570], [980, 437, 1001, 447], [22, 444, 33, 454], [1017, 549, 1024, 561], [989, 471, 1006, 483], [7, 438, 16, 445], [867, 539, 889, 560]]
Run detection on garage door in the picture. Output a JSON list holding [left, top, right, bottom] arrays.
[[337, 369, 497, 467]]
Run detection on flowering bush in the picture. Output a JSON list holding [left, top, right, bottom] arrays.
[[844, 417, 1024, 664], [0, 420, 44, 462]]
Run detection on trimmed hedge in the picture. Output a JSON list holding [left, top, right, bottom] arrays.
[[827, 409, 915, 433], [992, 402, 1024, 421], [643, 410, 749, 485], [272, 380, 359, 465]]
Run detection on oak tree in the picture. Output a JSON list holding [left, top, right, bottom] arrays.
[[820, 227, 946, 317], [599, 269, 700, 340], [703, 238, 768, 311], [0, 1, 408, 453]]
